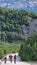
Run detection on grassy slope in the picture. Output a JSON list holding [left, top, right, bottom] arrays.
[[0, 41, 21, 54]]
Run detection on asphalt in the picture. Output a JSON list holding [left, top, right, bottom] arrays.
[[0, 53, 37, 65]]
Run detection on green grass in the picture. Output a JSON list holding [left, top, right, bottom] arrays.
[[0, 41, 21, 54]]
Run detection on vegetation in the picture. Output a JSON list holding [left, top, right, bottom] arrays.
[[0, 49, 4, 59], [0, 41, 21, 58], [0, 42, 21, 53], [0, 8, 37, 60], [0, 8, 37, 42], [19, 32, 37, 61]]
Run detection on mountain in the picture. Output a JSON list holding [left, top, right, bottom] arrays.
[[0, 8, 37, 42], [0, 0, 37, 12]]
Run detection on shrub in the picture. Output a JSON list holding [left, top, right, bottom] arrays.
[[19, 34, 37, 61], [3, 49, 6, 54], [0, 49, 4, 59]]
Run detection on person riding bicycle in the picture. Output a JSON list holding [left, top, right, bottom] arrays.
[[14, 54, 16, 63]]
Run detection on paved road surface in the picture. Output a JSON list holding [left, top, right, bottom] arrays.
[[0, 53, 37, 65], [1, 61, 37, 65]]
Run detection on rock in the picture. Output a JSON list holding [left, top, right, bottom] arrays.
[[22, 17, 37, 37]]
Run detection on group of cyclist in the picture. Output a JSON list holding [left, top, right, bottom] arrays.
[[0, 54, 17, 65], [4, 54, 16, 64]]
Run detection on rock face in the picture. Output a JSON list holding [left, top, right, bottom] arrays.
[[0, 17, 37, 37], [22, 17, 37, 37]]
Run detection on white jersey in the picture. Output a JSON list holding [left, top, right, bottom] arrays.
[[0, 60, 1, 62], [0, 60, 1, 64]]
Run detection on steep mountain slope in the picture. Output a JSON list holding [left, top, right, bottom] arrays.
[[22, 17, 37, 36], [0, 8, 37, 42], [0, 0, 37, 12]]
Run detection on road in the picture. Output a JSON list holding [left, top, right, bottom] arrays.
[[0, 53, 37, 65]]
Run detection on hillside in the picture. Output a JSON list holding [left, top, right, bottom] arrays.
[[0, 8, 37, 42]]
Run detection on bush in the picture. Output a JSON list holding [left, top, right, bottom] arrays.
[[3, 49, 6, 54], [0, 49, 4, 59], [19, 34, 37, 61]]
